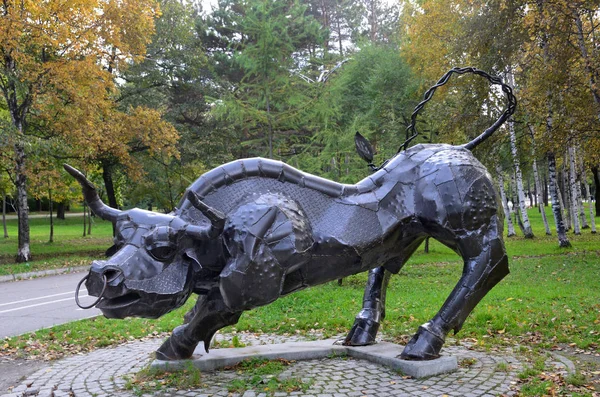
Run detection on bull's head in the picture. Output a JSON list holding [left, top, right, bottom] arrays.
[[65, 165, 226, 319]]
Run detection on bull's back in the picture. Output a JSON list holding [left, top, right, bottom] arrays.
[[178, 158, 384, 253], [177, 147, 499, 253]]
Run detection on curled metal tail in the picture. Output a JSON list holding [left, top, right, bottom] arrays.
[[399, 67, 517, 152]]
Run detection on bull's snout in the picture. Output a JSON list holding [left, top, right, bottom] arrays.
[[86, 261, 126, 298], [90, 261, 123, 283], [75, 261, 133, 311]]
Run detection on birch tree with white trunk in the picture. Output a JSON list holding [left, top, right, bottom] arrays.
[[506, 71, 533, 238], [547, 152, 571, 247], [528, 125, 551, 235], [561, 165, 572, 230], [575, 147, 589, 229], [496, 165, 516, 237], [567, 146, 581, 234], [579, 155, 597, 233]]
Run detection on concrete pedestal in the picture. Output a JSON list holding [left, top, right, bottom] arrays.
[[151, 339, 457, 379]]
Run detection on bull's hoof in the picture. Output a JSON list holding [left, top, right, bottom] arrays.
[[399, 326, 445, 361], [155, 326, 198, 361], [156, 338, 196, 360], [342, 318, 379, 346]]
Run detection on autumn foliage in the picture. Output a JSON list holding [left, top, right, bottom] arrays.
[[0, 0, 178, 261]]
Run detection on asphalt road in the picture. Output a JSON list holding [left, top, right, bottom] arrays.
[[0, 271, 102, 338]]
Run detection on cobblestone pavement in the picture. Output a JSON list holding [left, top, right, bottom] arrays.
[[1, 333, 528, 397]]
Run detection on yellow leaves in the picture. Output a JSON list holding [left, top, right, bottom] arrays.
[[98, 0, 160, 64], [0, 0, 179, 186], [0, 0, 160, 85], [401, 0, 465, 80]]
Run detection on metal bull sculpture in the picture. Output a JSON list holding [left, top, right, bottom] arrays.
[[69, 67, 515, 361]]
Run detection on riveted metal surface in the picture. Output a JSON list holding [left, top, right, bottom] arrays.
[[70, 143, 509, 362]]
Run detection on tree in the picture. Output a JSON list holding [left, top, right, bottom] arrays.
[[118, 0, 232, 202], [401, 0, 600, 246], [496, 165, 517, 237], [528, 125, 551, 235], [296, 44, 417, 180], [215, 0, 324, 159], [0, 0, 160, 261], [354, 0, 401, 44]]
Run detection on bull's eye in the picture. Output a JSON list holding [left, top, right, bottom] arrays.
[[149, 245, 177, 261]]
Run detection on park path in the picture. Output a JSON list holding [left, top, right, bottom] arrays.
[[0, 271, 101, 338], [2, 213, 84, 220], [0, 332, 545, 397]]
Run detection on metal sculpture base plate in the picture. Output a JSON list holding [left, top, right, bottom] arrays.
[[150, 339, 458, 379]]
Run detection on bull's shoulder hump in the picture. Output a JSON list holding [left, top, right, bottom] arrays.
[[182, 158, 356, 202]]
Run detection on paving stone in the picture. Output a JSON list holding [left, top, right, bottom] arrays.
[[0, 333, 534, 397], [21, 387, 40, 396], [36, 388, 55, 397]]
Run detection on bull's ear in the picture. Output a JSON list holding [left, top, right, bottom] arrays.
[[184, 248, 202, 272], [355, 132, 374, 163]]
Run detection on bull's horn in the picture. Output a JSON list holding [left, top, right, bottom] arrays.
[[185, 190, 225, 239], [64, 164, 122, 222]]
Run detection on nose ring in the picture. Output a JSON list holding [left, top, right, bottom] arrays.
[[75, 273, 108, 309]]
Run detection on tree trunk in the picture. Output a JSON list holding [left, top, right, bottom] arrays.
[[496, 166, 516, 237], [424, 237, 430, 253], [102, 162, 119, 209], [56, 202, 65, 220], [265, 90, 273, 159], [511, 171, 526, 235], [87, 207, 92, 235], [101, 161, 119, 210], [48, 186, 54, 243], [548, 152, 571, 247], [576, 149, 589, 229], [527, 124, 550, 234], [83, 201, 87, 237], [567, 146, 581, 235], [543, 174, 549, 207], [101, 161, 118, 236], [15, 142, 31, 262], [582, 168, 597, 233], [508, 108, 533, 237], [525, 178, 533, 208], [532, 175, 538, 209], [579, 184, 589, 229], [515, 207, 525, 234], [335, 13, 343, 57], [533, 158, 551, 235], [593, 166, 600, 216], [559, 168, 571, 230], [539, 11, 567, 244], [2, 194, 8, 238]]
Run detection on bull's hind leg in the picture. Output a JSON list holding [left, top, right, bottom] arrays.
[[400, 217, 509, 360], [343, 266, 391, 345], [344, 236, 425, 346]]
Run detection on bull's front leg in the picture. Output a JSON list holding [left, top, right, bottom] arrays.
[[156, 287, 242, 360], [343, 266, 391, 345]]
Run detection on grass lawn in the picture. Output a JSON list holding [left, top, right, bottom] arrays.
[[0, 215, 113, 274], [1, 206, 599, 395]]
